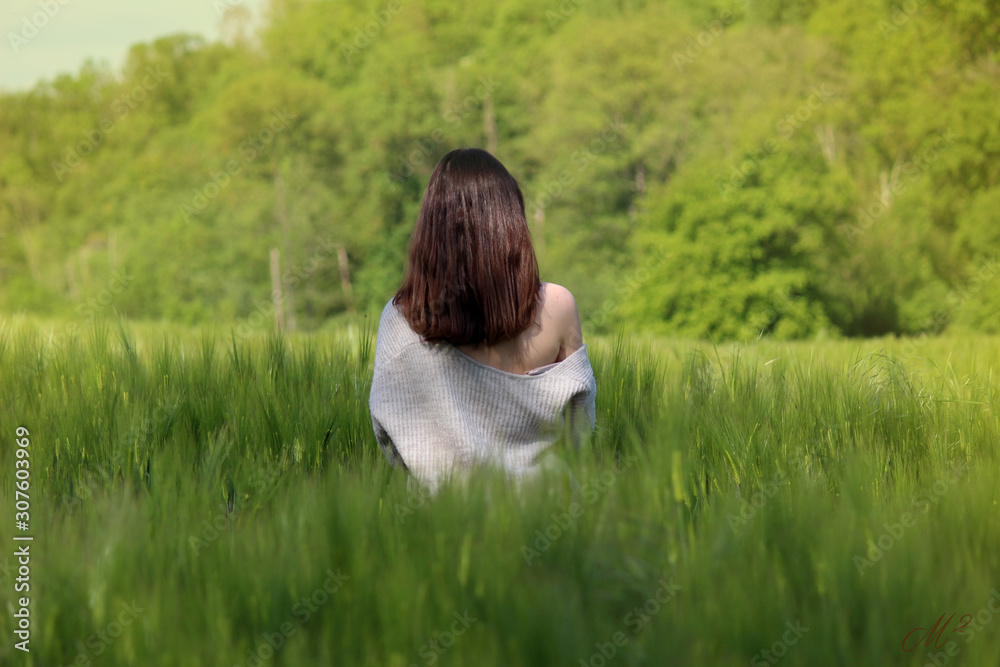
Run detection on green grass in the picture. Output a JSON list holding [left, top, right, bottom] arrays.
[[1, 315, 999, 666]]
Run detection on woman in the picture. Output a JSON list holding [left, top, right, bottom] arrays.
[[368, 148, 597, 492]]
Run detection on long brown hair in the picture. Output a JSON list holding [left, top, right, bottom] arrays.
[[393, 148, 541, 346]]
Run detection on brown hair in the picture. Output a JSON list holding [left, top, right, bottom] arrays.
[[393, 148, 541, 346]]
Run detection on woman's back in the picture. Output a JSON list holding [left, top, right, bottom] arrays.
[[369, 147, 597, 489], [455, 282, 584, 375], [368, 295, 597, 491]]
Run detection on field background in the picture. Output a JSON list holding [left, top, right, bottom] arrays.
[[3, 0, 1000, 664], [2, 0, 1000, 342], [1, 315, 998, 666]]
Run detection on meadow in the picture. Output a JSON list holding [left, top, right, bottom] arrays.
[[1, 314, 999, 666]]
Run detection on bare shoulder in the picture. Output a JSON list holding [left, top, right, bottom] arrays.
[[540, 282, 583, 360], [540, 281, 575, 308]]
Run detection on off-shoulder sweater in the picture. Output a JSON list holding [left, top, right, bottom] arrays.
[[368, 298, 597, 491]]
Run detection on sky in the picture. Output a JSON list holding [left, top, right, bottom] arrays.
[[0, 0, 267, 92]]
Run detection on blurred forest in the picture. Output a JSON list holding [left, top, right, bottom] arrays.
[[1, 0, 998, 341]]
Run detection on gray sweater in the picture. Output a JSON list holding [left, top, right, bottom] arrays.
[[369, 298, 597, 490]]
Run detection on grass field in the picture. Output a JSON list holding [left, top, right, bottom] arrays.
[[1, 314, 999, 666]]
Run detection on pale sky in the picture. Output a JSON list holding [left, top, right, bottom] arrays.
[[0, 0, 267, 92]]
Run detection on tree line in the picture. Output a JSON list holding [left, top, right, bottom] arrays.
[[1, 0, 998, 340]]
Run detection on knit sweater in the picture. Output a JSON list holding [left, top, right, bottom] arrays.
[[368, 298, 597, 491]]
